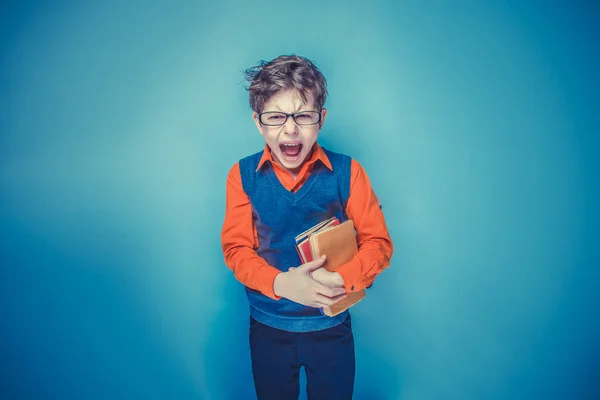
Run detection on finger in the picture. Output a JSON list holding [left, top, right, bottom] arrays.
[[310, 269, 343, 287], [313, 281, 346, 298], [310, 299, 338, 308], [314, 293, 347, 306], [288, 267, 296, 271], [299, 255, 327, 272], [329, 293, 348, 304], [308, 265, 324, 279]]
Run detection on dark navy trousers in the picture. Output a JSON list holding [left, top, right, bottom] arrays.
[[249, 313, 355, 400]]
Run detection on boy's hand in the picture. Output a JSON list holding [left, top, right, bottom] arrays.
[[310, 266, 344, 288], [273, 256, 347, 308]]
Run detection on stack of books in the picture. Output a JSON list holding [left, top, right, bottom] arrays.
[[295, 217, 366, 316]]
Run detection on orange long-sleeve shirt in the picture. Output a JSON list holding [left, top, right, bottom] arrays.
[[221, 143, 393, 300]]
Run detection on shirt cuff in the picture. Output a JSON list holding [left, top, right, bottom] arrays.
[[336, 257, 363, 293], [257, 265, 283, 301]]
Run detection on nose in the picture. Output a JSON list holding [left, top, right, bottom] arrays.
[[283, 115, 298, 135]]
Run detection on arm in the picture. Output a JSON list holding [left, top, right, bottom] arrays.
[[221, 163, 282, 299], [329, 159, 394, 293]]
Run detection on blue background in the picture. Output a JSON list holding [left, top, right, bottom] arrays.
[[1, 1, 599, 399]]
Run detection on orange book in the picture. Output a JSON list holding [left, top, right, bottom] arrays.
[[307, 220, 366, 317]]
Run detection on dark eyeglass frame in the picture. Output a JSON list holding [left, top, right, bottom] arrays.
[[258, 110, 322, 126]]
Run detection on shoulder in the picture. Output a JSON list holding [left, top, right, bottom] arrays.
[[238, 149, 265, 176], [226, 148, 263, 183], [350, 157, 365, 173], [225, 162, 242, 189], [320, 147, 352, 171], [234, 149, 266, 193], [321, 147, 364, 173], [347, 158, 372, 190], [319, 147, 373, 189]]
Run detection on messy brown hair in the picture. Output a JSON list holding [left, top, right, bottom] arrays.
[[244, 54, 328, 114]]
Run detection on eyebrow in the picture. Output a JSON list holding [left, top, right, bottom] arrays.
[[267, 105, 314, 113]]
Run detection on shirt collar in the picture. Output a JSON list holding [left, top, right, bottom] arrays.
[[256, 142, 333, 172]]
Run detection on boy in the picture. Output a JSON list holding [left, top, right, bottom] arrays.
[[221, 55, 393, 400]]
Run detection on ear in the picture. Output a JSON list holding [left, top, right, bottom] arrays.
[[252, 112, 264, 135], [319, 108, 328, 129]]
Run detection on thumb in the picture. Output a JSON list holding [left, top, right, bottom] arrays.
[[300, 255, 327, 273]]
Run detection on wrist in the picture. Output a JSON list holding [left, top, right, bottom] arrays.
[[273, 272, 288, 297]]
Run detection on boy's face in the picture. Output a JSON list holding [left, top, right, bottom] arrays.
[[253, 89, 327, 176]]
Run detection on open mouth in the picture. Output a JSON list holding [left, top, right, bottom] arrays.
[[279, 143, 303, 160]]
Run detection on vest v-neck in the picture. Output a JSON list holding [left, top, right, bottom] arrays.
[[265, 164, 323, 205]]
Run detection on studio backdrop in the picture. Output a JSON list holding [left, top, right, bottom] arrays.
[[1, 1, 598, 399]]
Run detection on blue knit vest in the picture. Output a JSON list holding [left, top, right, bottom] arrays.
[[239, 147, 351, 332]]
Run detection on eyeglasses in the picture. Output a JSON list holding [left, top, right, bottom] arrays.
[[258, 111, 322, 126]]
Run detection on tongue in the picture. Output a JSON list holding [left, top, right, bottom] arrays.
[[282, 144, 301, 156]]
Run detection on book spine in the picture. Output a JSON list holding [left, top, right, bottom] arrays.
[[295, 246, 305, 264]]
